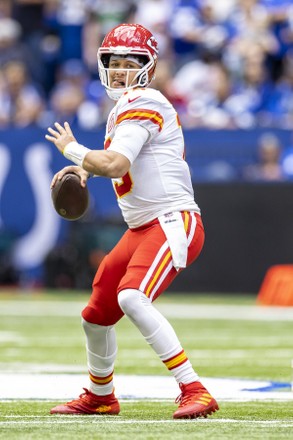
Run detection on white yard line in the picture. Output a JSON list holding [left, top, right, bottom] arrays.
[[0, 418, 292, 427]]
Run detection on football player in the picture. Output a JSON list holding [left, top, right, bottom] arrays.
[[46, 23, 219, 419]]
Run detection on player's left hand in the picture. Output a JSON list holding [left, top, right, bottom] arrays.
[[45, 121, 76, 153], [51, 165, 90, 189]]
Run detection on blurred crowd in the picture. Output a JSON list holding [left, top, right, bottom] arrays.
[[1, 0, 293, 132], [2, 0, 293, 286]]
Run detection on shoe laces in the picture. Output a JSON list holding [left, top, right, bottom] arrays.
[[68, 388, 95, 405], [175, 383, 203, 406]]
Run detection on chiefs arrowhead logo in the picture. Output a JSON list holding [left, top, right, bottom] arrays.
[[147, 36, 159, 54]]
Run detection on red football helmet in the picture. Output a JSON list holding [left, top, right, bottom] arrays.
[[97, 23, 159, 100]]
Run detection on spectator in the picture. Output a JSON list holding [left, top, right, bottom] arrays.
[[282, 147, 293, 180], [226, 0, 279, 65], [85, 0, 136, 42], [0, 60, 44, 127], [204, 0, 236, 23], [242, 132, 285, 181], [170, 57, 212, 126], [223, 44, 274, 128], [0, 0, 291, 130], [261, 50, 293, 128], [46, 59, 108, 129], [132, 0, 173, 61], [12, 0, 48, 85], [195, 1, 232, 61], [12, 0, 44, 52], [260, 0, 293, 81], [150, 59, 187, 111], [185, 61, 237, 128], [82, 0, 136, 74], [168, 0, 203, 69], [0, 0, 12, 18], [48, 0, 88, 61], [0, 15, 45, 85], [169, 0, 233, 71]]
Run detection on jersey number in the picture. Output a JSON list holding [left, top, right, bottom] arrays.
[[114, 172, 133, 198], [105, 137, 133, 198]]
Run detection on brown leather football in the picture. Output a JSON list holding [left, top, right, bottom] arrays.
[[51, 173, 89, 220]]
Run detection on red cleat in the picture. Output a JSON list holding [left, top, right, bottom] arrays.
[[173, 381, 219, 419], [50, 388, 120, 415]]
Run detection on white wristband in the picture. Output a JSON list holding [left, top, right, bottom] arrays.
[[63, 141, 91, 167]]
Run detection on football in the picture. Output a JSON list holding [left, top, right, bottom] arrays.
[[51, 172, 89, 221]]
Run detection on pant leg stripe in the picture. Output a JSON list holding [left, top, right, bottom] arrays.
[[145, 249, 172, 297], [139, 241, 169, 292], [187, 213, 197, 246], [149, 260, 173, 301]]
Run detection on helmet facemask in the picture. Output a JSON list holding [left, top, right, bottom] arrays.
[[98, 51, 156, 101]]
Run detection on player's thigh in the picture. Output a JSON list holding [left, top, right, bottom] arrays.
[[82, 232, 131, 325], [151, 213, 205, 300], [117, 223, 174, 298], [118, 212, 205, 301]]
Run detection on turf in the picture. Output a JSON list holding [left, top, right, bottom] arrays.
[[0, 401, 292, 440], [0, 291, 291, 381], [0, 290, 292, 439]]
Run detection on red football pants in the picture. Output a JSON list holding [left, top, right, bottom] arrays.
[[82, 212, 204, 326]]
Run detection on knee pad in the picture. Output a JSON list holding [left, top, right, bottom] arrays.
[[81, 318, 117, 368], [118, 289, 177, 346], [82, 317, 112, 337], [118, 289, 143, 318]]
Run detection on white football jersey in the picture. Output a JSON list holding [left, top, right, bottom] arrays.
[[105, 87, 200, 228]]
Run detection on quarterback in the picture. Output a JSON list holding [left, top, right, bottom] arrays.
[[45, 23, 219, 419]]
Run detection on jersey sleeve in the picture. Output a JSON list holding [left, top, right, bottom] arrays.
[[115, 90, 164, 138], [107, 123, 149, 164]]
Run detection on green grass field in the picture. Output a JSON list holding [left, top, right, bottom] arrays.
[[0, 290, 292, 439]]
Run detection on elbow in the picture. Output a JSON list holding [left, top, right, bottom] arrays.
[[94, 159, 129, 178], [105, 154, 131, 178], [106, 163, 130, 178], [83, 151, 130, 178]]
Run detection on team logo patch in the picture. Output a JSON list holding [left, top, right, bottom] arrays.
[[107, 113, 115, 133]]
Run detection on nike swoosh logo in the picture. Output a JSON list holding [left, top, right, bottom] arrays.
[[128, 96, 140, 103]]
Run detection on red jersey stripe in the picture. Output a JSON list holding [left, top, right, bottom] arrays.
[[116, 109, 164, 131]]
